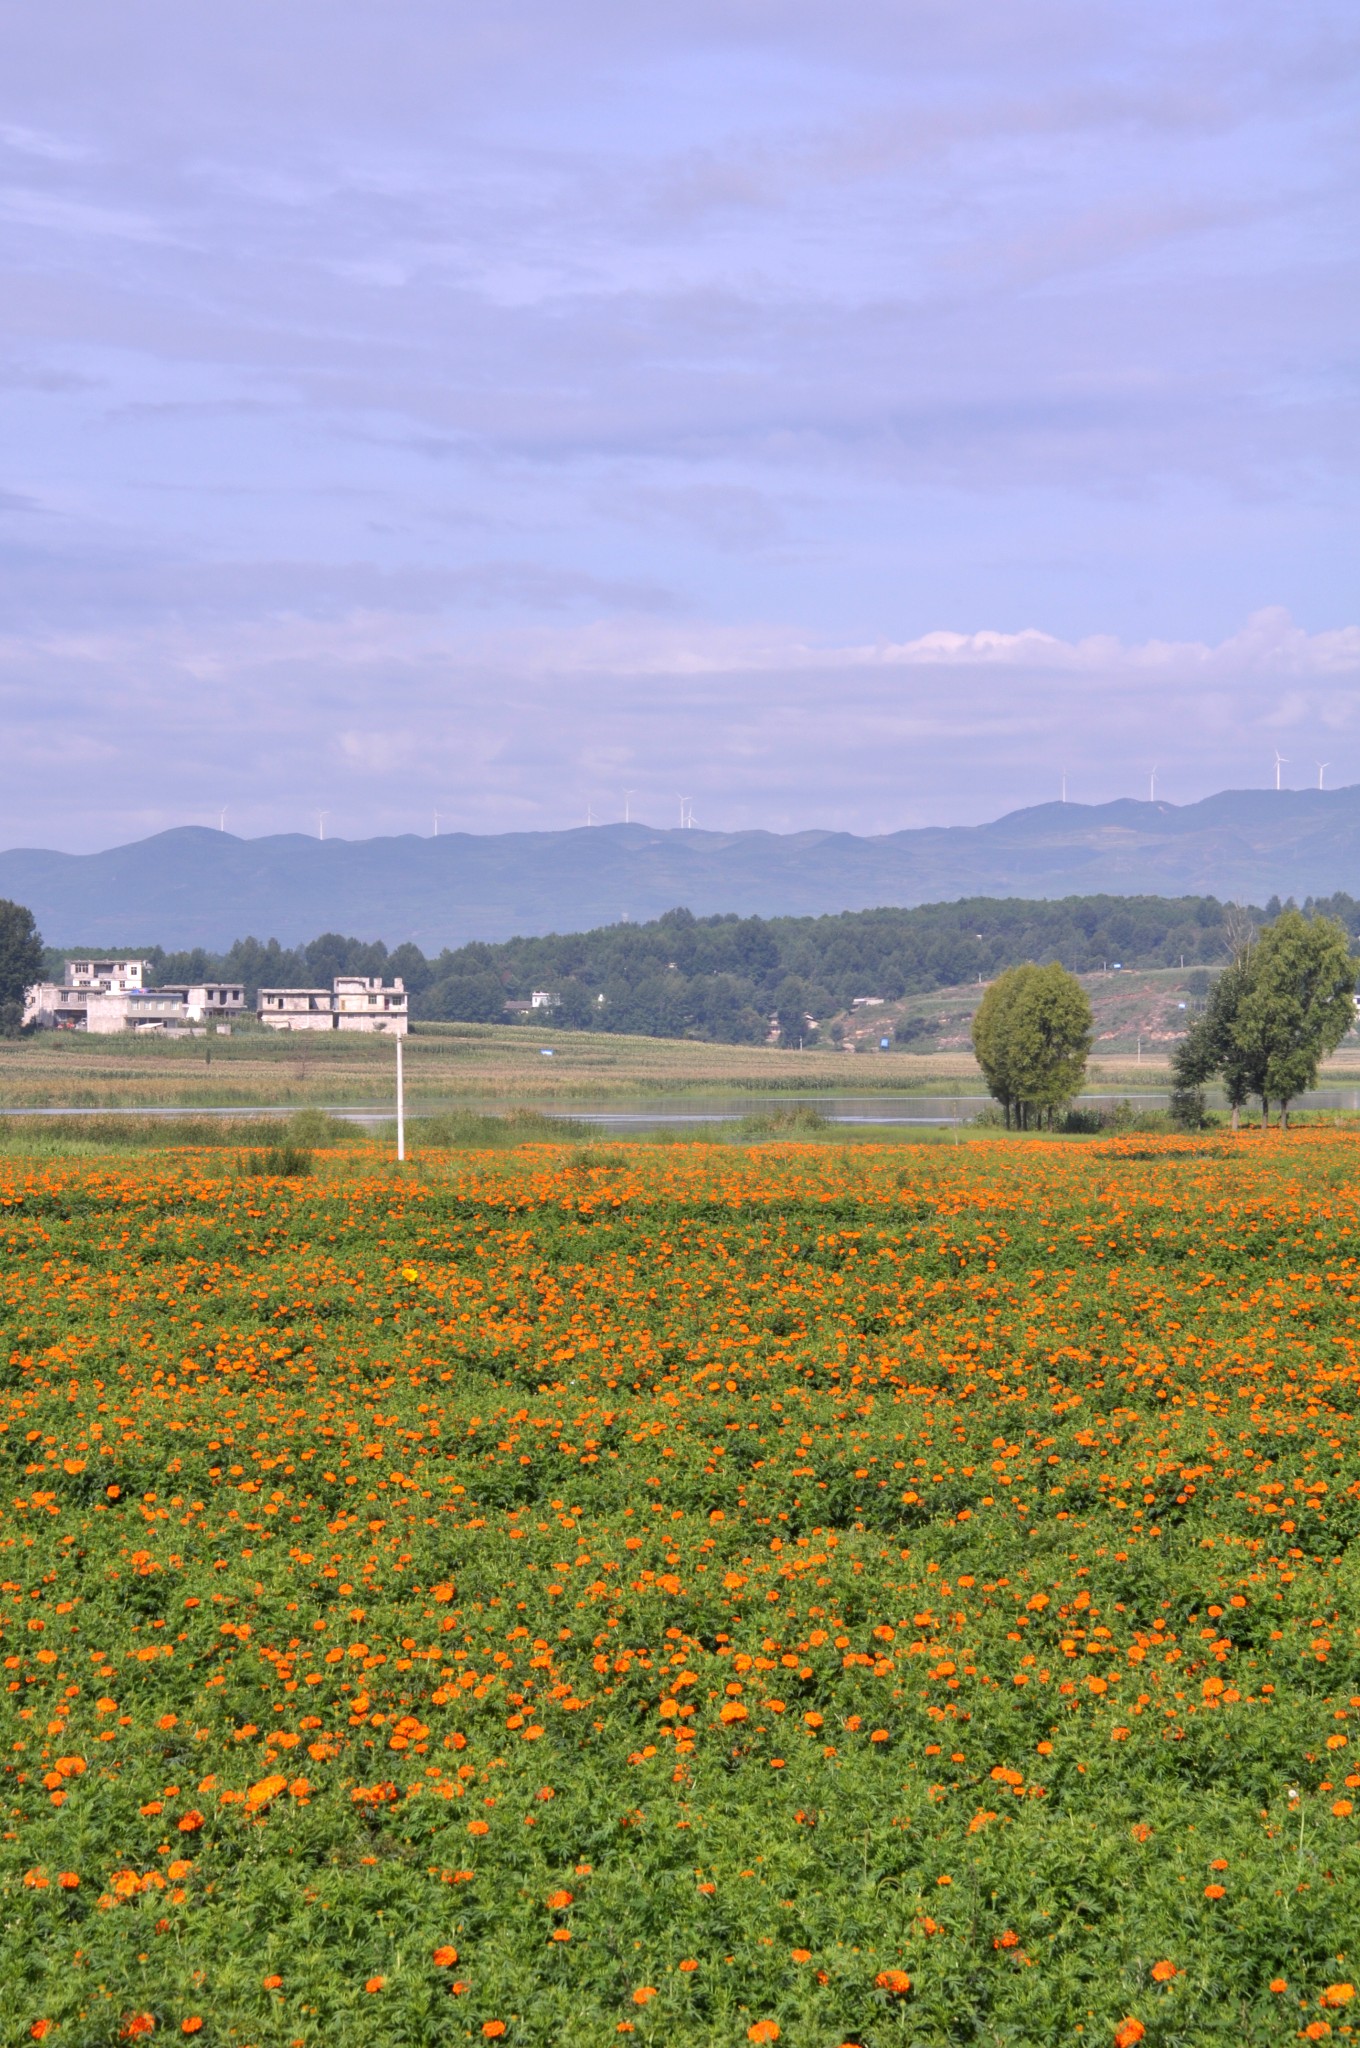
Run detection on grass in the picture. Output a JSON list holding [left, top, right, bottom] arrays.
[[3, 1130, 1360, 2044], [6, 1010, 1360, 1112]]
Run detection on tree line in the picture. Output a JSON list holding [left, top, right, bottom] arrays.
[[29, 887, 1356, 1047]]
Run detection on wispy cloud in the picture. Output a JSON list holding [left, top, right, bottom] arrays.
[[0, 0, 1354, 850]]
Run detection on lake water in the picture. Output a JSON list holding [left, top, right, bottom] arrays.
[[8, 1087, 1360, 1129]]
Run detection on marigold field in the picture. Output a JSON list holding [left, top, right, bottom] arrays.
[[4, 1132, 1360, 2046]]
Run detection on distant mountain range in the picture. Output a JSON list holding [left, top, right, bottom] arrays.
[[4, 787, 1359, 951]]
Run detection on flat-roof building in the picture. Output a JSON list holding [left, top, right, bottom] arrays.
[[258, 977, 408, 1034]]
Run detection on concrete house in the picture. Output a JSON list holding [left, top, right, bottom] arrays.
[[158, 983, 245, 1023], [258, 976, 408, 1034], [25, 957, 153, 1031]]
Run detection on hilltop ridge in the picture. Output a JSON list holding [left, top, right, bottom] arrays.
[[3, 785, 1358, 950]]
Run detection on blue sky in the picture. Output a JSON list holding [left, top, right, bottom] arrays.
[[1, 0, 1357, 848]]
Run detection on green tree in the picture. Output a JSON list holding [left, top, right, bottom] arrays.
[[0, 898, 44, 1036], [1171, 957, 1259, 1131], [1232, 908, 1355, 1127], [972, 962, 1092, 1129]]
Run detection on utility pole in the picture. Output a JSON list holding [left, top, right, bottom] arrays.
[[396, 1034, 405, 1163]]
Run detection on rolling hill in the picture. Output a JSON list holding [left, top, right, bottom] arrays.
[[3, 785, 1359, 951]]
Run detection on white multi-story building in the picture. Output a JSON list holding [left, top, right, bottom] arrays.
[[26, 957, 151, 1030], [333, 975, 409, 1032], [258, 976, 408, 1034]]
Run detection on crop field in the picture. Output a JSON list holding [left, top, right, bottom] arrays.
[[3, 1134, 1360, 2046]]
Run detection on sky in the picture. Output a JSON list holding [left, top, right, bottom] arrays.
[[1, 0, 1357, 850]]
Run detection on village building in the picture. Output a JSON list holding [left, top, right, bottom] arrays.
[[158, 983, 246, 1023], [257, 975, 408, 1034]]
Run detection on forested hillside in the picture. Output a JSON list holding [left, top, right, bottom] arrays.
[[44, 887, 1356, 1046]]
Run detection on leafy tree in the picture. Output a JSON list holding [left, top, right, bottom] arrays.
[[1171, 957, 1257, 1131], [0, 898, 43, 1035], [1172, 909, 1355, 1128], [972, 962, 1092, 1128], [1232, 909, 1355, 1127]]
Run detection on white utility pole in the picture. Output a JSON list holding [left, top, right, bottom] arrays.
[[396, 1034, 405, 1163]]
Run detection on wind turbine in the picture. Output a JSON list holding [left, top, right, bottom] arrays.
[[1318, 763, 1330, 790], [1060, 774, 1067, 804], [587, 801, 595, 826], [623, 789, 636, 824], [317, 811, 329, 841], [433, 809, 439, 837], [1274, 749, 1288, 791], [677, 795, 692, 829], [218, 808, 227, 832], [1149, 765, 1158, 803]]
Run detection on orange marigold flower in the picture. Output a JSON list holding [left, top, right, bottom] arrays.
[[791, 1948, 812, 1963], [182, 2023, 203, 2037], [433, 1946, 459, 1967], [262, 1975, 283, 1990], [549, 1930, 571, 1944], [1332, 1799, 1354, 1818], [482, 2024, 507, 2040], [1320, 1986, 1356, 2009], [748, 2025, 780, 2045], [468, 1819, 490, 1836], [58, 1872, 79, 1890], [244, 1773, 287, 1813], [1130, 1822, 1152, 1843], [678, 1959, 698, 1973], [875, 1969, 912, 1995], [1303, 2024, 1332, 2041], [364, 1977, 385, 1994], [1113, 2022, 1145, 2048], [30, 2027, 53, 2043], [1203, 1883, 1226, 1900], [177, 1812, 204, 1834], [545, 1889, 574, 1909], [1150, 1960, 1178, 1982], [120, 2019, 155, 2041], [1269, 1979, 1287, 1992], [632, 1987, 657, 2005]]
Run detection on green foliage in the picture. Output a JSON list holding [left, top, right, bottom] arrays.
[[1234, 909, 1356, 1121], [0, 896, 44, 1035], [240, 1142, 314, 1177], [972, 962, 1093, 1128], [78, 890, 1290, 1046], [733, 1105, 831, 1140], [1174, 910, 1355, 1125]]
